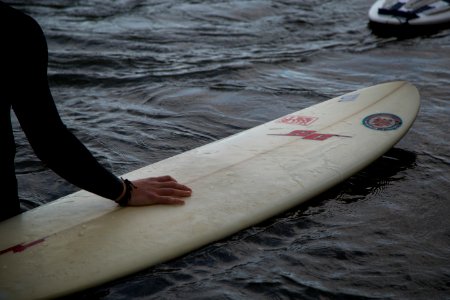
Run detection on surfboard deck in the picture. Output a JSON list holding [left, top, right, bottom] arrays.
[[0, 81, 420, 300]]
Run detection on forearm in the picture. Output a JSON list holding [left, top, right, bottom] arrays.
[[36, 126, 124, 200]]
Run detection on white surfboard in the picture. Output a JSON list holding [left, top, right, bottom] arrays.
[[369, 0, 450, 26], [0, 81, 420, 300]]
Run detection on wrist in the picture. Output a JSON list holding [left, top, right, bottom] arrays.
[[115, 178, 136, 207]]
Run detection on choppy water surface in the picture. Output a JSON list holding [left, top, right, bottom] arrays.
[[8, 0, 450, 299]]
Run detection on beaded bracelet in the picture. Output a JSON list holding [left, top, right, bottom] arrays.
[[115, 178, 136, 207]]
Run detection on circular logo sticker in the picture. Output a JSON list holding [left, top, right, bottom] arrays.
[[362, 113, 402, 131]]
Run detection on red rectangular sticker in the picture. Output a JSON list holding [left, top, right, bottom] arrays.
[[278, 115, 318, 126]]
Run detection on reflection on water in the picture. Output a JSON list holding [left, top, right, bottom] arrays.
[[7, 0, 450, 299], [331, 148, 418, 204]]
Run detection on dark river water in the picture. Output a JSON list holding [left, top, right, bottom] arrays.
[[6, 0, 450, 299]]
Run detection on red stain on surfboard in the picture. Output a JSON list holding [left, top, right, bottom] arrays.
[[269, 130, 351, 141], [0, 238, 46, 255]]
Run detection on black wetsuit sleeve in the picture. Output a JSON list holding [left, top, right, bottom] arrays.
[[10, 11, 124, 201]]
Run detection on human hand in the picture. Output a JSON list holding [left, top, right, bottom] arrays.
[[127, 175, 192, 206]]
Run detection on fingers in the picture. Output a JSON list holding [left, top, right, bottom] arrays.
[[126, 176, 192, 207], [154, 181, 192, 192], [145, 177, 192, 192], [156, 188, 192, 197], [151, 175, 178, 183], [138, 176, 191, 191]]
